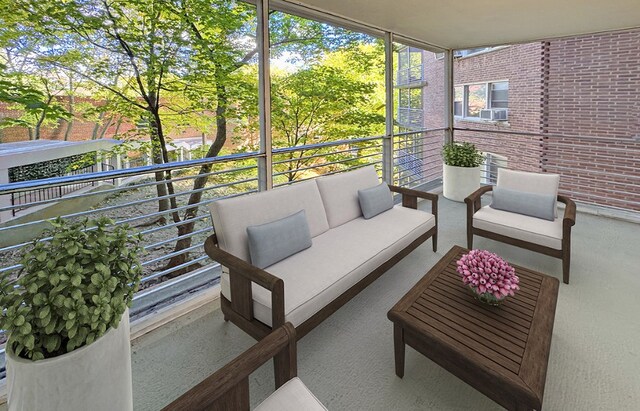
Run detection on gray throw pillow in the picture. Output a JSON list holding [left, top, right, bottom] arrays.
[[490, 186, 556, 221], [358, 182, 394, 219], [246, 210, 312, 269]]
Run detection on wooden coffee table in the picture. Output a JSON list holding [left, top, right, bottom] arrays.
[[388, 245, 559, 411]]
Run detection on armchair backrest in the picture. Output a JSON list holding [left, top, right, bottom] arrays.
[[496, 168, 560, 216]]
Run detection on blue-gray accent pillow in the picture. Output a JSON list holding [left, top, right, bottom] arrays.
[[358, 182, 394, 219], [246, 210, 312, 269], [490, 186, 556, 221]]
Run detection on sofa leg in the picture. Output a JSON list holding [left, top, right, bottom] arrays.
[[562, 252, 570, 284], [432, 234, 438, 252], [467, 231, 473, 250]]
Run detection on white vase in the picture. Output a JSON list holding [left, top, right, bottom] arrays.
[[443, 164, 481, 202], [6, 309, 133, 411]]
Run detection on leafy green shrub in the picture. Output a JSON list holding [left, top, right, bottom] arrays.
[[442, 142, 484, 168], [0, 217, 143, 361]]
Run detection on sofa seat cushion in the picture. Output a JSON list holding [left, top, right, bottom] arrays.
[[254, 377, 327, 411], [221, 205, 435, 327], [473, 205, 562, 250]]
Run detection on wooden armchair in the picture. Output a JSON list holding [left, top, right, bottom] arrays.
[[464, 169, 576, 284], [163, 322, 326, 411]]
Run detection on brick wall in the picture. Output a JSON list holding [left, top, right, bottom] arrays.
[[544, 30, 640, 210], [420, 30, 640, 211]]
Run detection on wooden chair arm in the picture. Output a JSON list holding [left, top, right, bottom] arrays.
[[163, 322, 297, 411], [464, 185, 493, 214], [558, 195, 576, 227], [204, 235, 285, 328], [388, 185, 438, 218], [204, 235, 282, 291]]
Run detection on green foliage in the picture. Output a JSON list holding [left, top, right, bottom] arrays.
[[0, 218, 143, 361], [8, 153, 96, 182], [442, 142, 484, 168]]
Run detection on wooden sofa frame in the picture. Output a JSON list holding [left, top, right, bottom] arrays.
[[163, 323, 298, 411], [204, 185, 438, 342], [464, 185, 576, 284]]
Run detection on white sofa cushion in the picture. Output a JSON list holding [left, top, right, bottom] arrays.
[[221, 205, 435, 327], [254, 377, 327, 411], [473, 205, 563, 250], [497, 168, 560, 217], [209, 180, 329, 262], [316, 166, 380, 228]]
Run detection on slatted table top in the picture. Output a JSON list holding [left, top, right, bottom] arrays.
[[388, 245, 560, 411]]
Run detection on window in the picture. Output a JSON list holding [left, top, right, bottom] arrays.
[[453, 81, 509, 121], [397, 47, 423, 85], [398, 88, 422, 109], [453, 86, 463, 116]]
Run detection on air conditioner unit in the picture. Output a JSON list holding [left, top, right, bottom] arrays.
[[492, 109, 508, 121], [480, 109, 493, 120], [479, 108, 508, 121]]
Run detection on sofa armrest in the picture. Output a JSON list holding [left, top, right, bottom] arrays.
[[205, 235, 285, 329], [388, 184, 438, 216], [464, 185, 493, 214], [163, 322, 297, 411], [558, 195, 576, 227]]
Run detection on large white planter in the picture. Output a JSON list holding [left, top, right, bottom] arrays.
[[6, 309, 133, 411], [443, 164, 481, 202]]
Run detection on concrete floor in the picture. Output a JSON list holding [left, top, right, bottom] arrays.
[[131, 197, 640, 410]]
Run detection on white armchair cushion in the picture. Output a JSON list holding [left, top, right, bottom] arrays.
[[474, 205, 563, 250], [497, 168, 560, 217], [255, 377, 327, 411], [316, 166, 380, 228]]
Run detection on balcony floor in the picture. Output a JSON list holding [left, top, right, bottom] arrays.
[[131, 197, 640, 410]]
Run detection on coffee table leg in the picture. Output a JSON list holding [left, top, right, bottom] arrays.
[[394, 323, 405, 378]]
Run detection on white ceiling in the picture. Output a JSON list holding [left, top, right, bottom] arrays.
[[284, 0, 640, 50]]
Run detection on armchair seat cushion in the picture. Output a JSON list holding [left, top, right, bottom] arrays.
[[473, 205, 563, 250], [254, 377, 327, 411], [220, 205, 435, 327]]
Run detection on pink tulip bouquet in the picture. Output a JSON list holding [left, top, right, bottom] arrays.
[[456, 249, 519, 305]]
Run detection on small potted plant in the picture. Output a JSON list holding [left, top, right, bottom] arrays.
[[442, 142, 485, 202], [456, 249, 519, 306], [0, 217, 143, 411]]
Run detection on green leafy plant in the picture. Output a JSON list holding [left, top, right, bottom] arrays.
[[0, 218, 143, 361], [442, 142, 485, 168]]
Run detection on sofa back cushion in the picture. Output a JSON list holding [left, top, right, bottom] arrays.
[[497, 168, 560, 217], [209, 180, 329, 261], [316, 166, 380, 228]]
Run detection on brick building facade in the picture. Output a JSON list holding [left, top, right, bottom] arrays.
[[407, 29, 640, 211]]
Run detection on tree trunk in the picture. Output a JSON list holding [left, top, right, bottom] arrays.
[[64, 79, 74, 141], [164, 83, 228, 274], [91, 111, 106, 140]]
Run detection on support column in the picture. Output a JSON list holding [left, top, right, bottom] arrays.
[[0, 168, 12, 223], [444, 49, 454, 144], [257, 0, 273, 191], [383, 32, 394, 184]]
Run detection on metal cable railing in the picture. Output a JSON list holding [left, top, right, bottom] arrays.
[[454, 127, 640, 212], [0, 135, 421, 362]]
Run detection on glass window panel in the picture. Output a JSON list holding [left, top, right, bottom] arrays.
[[491, 101, 508, 109], [410, 88, 422, 109], [453, 101, 462, 116], [454, 86, 463, 102], [492, 82, 509, 91], [491, 90, 508, 102], [466, 84, 487, 117], [398, 49, 409, 69], [409, 51, 422, 67], [399, 89, 409, 107]]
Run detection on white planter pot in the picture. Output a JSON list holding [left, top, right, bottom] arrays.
[[443, 164, 481, 202], [6, 309, 133, 411]]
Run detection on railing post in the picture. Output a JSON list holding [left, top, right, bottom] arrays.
[[383, 32, 394, 184], [257, 0, 273, 191], [444, 49, 454, 145], [0, 167, 11, 223]]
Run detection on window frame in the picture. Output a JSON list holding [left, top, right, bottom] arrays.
[[453, 80, 509, 121]]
